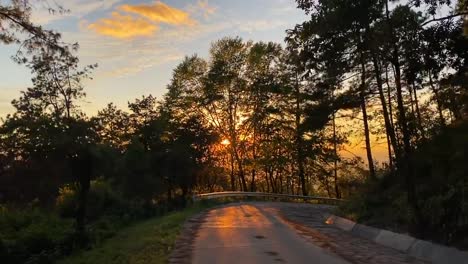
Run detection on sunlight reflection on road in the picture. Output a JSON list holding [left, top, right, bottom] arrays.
[[193, 202, 350, 264]]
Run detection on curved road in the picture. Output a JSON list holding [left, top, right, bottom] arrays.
[[193, 202, 348, 264], [192, 202, 425, 264]]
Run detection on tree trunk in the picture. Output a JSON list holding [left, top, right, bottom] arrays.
[[250, 169, 256, 192], [364, 13, 400, 165], [393, 60, 422, 230], [76, 183, 89, 234], [429, 74, 446, 127], [385, 0, 423, 231], [238, 163, 247, 191], [412, 82, 425, 140], [332, 112, 341, 198], [231, 137, 247, 191], [385, 67, 396, 131], [386, 133, 394, 170], [295, 73, 307, 196], [370, 49, 400, 162], [325, 175, 332, 198], [250, 128, 257, 192], [385, 67, 396, 170], [360, 53, 376, 179], [272, 169, 277, 193], [449, 85, 462, 120], [265, 167, 270, 193], [408, 83, 416, 118], [230, 151, 235, 190], [71, 147, 93, 246], [279, 170, 283, 193]]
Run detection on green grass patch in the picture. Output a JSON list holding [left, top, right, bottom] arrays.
[[59, 201, 215, 264]]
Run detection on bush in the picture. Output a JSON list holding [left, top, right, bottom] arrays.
[[338, 176, 411, 233], [1, 179, 173, 263], [1, 188, 152, 264], [339, 121, 468, 248], [412, 121, 468, 245], [55, 185, 77, 219], [0, 206, 75, 264], [87, 215, 127, 245], [56, 179, 150, 221]]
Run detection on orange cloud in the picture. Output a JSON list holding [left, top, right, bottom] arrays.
[[119, 1, 196, 26], [88, 12, 158, 39]]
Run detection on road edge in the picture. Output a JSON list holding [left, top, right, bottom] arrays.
[[324, 214, 468, 264], [167, 209, 209, 264], [168, 203, 233, 264]]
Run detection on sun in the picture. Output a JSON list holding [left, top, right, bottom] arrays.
[[221, 139, 230, 145]]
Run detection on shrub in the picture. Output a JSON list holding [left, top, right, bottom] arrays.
[[338, 176, 411, 233], [0, 179, 168, 263], [0, 206, 75, 264], [55, 185, 77, 218], [412, 121, 468, 244], [56, 179, 159, 224], [339, 121, 468, 248]]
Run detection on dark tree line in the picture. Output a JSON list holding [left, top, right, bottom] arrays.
[[288, 0, 467, 238]]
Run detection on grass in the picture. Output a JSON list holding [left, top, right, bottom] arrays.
[[59, 202, 214, 264]]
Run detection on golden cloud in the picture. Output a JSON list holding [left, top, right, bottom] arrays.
[[88, 12, 158, 39], [119, 1, 196, 26]]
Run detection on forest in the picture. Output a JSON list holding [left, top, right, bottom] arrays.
[[0, 0, 467, 263]]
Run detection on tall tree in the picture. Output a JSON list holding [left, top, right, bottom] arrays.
[[202, 37, 251, 191]]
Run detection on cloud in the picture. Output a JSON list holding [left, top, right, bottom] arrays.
[[63, 20, 230, 78], [88, 12, 158, 39], [87, 1, 200, 39], [187, 0, 217, 19], [74, 1, 295, 79], [31, 0, 123, 24], [119, 1, 196, 26], [109, 52, 184, 78]]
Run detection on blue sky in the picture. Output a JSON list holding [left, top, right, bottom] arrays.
[[0, 0, 307, 118]]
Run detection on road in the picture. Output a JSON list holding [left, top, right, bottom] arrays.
[[191, 202, 426, 264], [192, 202, 349, 264]]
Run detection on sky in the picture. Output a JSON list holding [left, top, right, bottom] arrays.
[[0, 0, 399, 163], [0, 0, 308, 118]]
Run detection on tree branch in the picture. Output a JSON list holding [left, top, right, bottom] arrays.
[[421, 12, 468, 27]]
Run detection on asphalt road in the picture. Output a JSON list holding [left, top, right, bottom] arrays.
[[192, 202, 350, 264]]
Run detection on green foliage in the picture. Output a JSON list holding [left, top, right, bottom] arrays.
[[338, 178, 412, 232], [339, 121, 468, 247], [56, 179, 154, 222], [55, 185, 77, 218], [0, 206, 75, 264], [0, 178, 173, 264], [59, 202, 213, 264], [412, 121, 468, 244]]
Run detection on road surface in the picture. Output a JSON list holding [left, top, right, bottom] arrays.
[[192, 202, 349, 264], [191, 202, 426, 264]]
